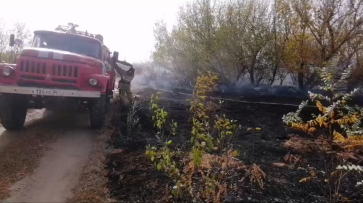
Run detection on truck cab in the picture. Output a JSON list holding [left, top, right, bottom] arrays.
[[0, 23, 120, 130]]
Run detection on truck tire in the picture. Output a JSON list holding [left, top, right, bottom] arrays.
[[90, 94, 108, 129], [0, 94, 27, 131]]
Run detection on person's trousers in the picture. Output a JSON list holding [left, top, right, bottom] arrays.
[[118, 83, 133, 106]]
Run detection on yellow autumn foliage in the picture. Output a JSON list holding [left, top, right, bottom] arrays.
[[283, 57, 363, 149]]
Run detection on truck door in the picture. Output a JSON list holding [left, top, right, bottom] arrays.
[[103, 47, 115, 93]]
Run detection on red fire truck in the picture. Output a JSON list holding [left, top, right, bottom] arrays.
[[0, 23, 121, 130]]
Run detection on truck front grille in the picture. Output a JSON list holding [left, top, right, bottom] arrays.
[[19, 60, 47, 74], [52, 64, 78, 78], [18, 59, 80, 87]]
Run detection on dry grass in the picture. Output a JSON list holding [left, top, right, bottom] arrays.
[[66, 128, 111, 203], [0, 126, 58, 200], [283, 135, 332, 153]]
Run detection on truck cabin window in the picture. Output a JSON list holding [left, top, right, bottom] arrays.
[[33, 34, 102, 59]]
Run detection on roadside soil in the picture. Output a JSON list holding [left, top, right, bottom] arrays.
[[106, 87, 363, 203], [0, 110, 95, 203]]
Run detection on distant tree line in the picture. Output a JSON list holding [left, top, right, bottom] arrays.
[[0, 20, 31, 63], [152, 0, 363, 92]]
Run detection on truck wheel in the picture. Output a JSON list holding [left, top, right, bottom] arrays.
[[90, 94, 108, 129], [0, 94, 27, 131]]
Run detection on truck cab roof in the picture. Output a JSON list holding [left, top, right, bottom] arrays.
[[34, 30, 111, 52]]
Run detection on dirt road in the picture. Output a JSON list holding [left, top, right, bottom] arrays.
[[0, 85, 145, 203], [0, 110, 96, 203], [0, 109, 47, 150]]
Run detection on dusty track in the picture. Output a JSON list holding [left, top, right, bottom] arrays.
[[0, 110, 95, 203]]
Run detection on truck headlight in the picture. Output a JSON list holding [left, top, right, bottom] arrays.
[[2, 66, 13, 77], [89, 78, 98, 86]]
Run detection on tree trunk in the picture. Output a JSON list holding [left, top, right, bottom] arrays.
[[269, 65, 278, 86], [235, 62, 248, 83], [298, 61, 306, 92], [298, 71, 305, 91], [257, 77, 264, 86], [249, 69, 255, 85]]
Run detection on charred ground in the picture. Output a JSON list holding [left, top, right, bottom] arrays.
[[105, 87, 363, 203]]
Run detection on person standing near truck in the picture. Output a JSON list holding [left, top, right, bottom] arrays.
[[113, 60, 135, 106]]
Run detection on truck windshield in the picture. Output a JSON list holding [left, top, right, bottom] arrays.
[[33, 34, 102, 59]]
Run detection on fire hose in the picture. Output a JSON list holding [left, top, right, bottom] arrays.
[[139, 86, 310, 107], [137, 86, 363, 112]]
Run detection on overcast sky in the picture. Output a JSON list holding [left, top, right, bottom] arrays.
[[1, 0, 188, 63]]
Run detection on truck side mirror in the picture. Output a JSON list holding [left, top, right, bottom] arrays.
[[112, 51, 119, 62], [9, 34, 15, 47]]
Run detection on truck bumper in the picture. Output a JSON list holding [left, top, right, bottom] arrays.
[[0, 85, 101, 98]]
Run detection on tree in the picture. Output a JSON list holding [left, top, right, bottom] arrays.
[[216, 0, 273, 85], [153, 0, 222, 86], [292, 0, 363, 90], [0, 19, 10, 62], [298, 0, 363, 63], [152, 0, 363, 91], [11, 22, 32, 53]]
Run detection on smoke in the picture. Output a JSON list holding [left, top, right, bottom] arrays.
[[130, 63, 176, 90], [218, 83, 308, 98], [129, 63, 363, 102], [130, 63, 307, 99], [130, 61, 198, 93]]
